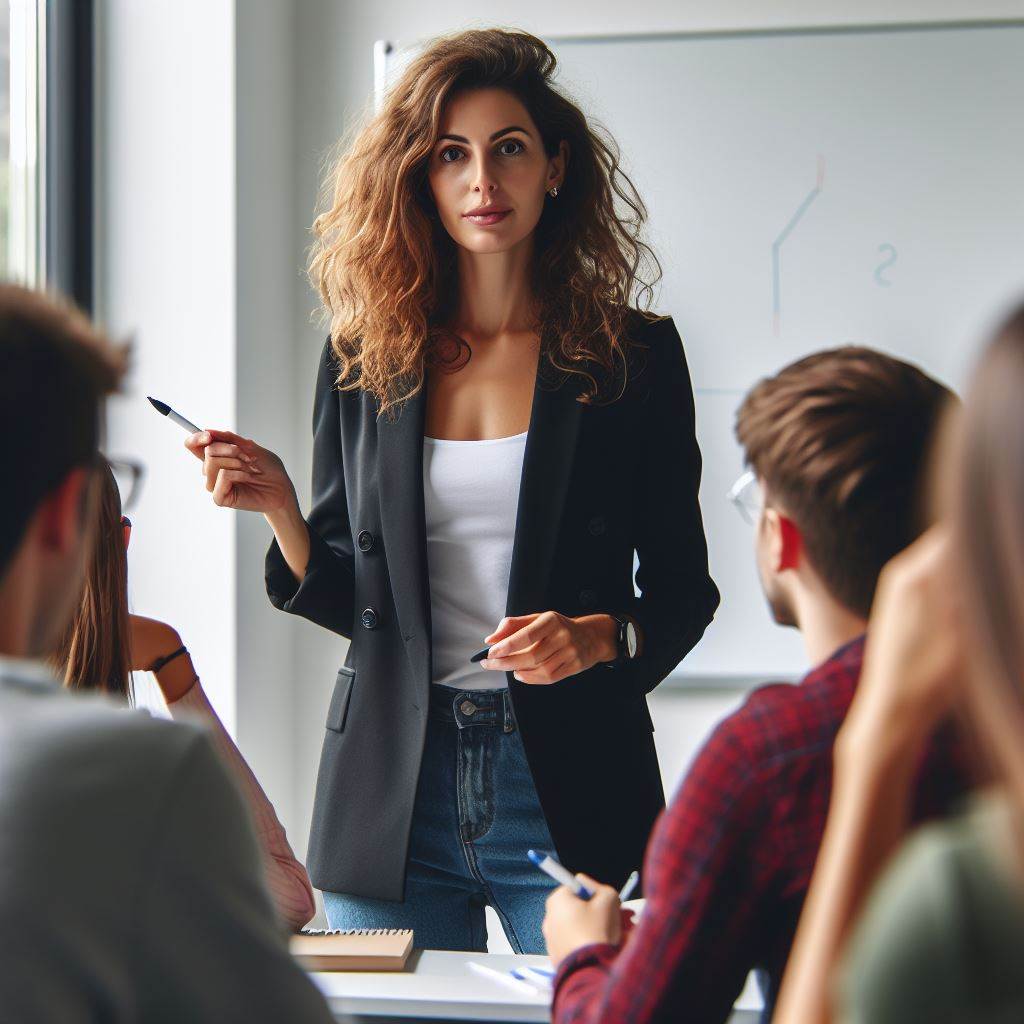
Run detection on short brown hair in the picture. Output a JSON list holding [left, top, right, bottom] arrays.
[[736, 346, 953, 617], [0, 285, 127, 577]]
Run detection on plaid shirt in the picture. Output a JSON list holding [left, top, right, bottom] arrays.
[[552, 636, 970, 1024]]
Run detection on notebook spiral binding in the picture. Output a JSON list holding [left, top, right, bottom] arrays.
[[299, 928, 410, 937]]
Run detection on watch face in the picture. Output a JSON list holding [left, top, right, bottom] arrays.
[[625, 620, 638, 659]]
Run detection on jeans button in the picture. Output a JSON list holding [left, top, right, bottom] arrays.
[[357, 530, 375, 553], [460, 700, 477, 716], [360, 607, 379, 630]]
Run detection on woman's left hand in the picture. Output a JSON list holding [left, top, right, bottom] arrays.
[[480, 612, 618, 684]]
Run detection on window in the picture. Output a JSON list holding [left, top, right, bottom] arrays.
[[1, 0, 92, 306], [2, 0, 43, 285]]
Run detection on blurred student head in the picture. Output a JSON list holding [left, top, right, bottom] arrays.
[[735, 347, 953, 629], [0, 285, 126, 659], [952, 303, 1024, 817]]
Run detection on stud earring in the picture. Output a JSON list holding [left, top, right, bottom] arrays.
[[548, 185, 559, 198]]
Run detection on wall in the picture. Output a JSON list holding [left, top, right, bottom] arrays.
[[97, 0, 238, 726], [96, 0, 300, 833]]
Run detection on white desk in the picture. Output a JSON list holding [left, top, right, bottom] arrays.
[[312, 951, 549, 1022], [310, 950, 763, 1023]]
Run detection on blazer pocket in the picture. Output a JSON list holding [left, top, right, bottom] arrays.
[[326, 666, 356, 733]]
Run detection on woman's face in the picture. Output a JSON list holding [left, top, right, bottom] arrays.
[[427, 87, 566, 256]]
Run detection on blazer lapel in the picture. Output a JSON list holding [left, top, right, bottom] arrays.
[[506, 375, 584, 618], [376, 387, 432, 682]]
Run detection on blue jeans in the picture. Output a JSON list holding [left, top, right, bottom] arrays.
[[323, 685, 556, 953]]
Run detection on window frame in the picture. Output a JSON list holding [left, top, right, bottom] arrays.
[[44, 0, 93, 311]]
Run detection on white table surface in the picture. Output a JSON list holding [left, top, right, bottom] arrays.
[[310, 949, 764, 1022], [311, 950, 551, 1022]]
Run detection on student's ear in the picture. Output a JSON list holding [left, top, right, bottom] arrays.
[[776, 514, 803, 572], [36, 467, 95, 557], [762, 508, 802, 574]]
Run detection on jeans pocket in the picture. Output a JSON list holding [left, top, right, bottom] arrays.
[[326, 666, 356, 733]]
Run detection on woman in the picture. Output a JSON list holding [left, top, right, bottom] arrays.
[[52, 461, 315, 932], [774, 302, 1024, 1023], [186, 28, 718, 952]]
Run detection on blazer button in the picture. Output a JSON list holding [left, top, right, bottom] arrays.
[[360, 607, 379, 630], [357, 530, 375, 553], [579, 588, 598, 609], [588, 515, 607, 537]]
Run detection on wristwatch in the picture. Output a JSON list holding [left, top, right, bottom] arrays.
[[605, 613, 639, 667]]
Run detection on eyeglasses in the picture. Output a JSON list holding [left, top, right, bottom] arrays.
[[106, 458, 145, 513], [727, 470, 763, 526]]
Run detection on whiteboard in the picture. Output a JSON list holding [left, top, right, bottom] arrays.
[[379, 24, 1024, 684]]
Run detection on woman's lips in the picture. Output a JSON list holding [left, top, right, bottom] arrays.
[[464, 209, 511, 226]]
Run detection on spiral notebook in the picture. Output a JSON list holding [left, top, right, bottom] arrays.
[[290, 928, 414, 972]]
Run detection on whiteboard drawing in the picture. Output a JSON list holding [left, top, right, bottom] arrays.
[[874, 243, 898, 287], [771, 156, 825, 336]]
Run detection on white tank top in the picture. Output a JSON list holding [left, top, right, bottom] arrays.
[[422, 431, 527, 690]]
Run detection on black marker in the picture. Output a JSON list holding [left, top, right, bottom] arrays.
[[469, 646, 491, 664], [148, 396, 202, 435]]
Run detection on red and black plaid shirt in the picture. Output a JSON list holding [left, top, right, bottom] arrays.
[[553, 636, 970, 1024]]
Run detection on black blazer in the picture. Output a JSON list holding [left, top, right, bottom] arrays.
[[266, 313, 719, 900]]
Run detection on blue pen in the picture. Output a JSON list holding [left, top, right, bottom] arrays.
[[510, 967, 551, 991], [527, 849, 593, 900], [522, 965, 556, 981]]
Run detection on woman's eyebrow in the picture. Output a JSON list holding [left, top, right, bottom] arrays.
[[489, 125, 531, 140], [437, 125, 533, 144]]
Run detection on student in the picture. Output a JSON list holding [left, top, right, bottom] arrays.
[[541, 347, 971, 1022], [184, 28, 717, 951], [775, 303, 1024, 1024], [51, 460, 315, 931], [0, 285, 334, 1022]]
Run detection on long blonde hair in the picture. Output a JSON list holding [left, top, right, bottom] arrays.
[[308, 28, 660, 415], [51, 461, 132, 701]]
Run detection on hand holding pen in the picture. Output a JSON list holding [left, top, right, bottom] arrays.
[[150, 397, 313, 587], [541, 870, 624, 966], [530, 850, 640, 966], [149, 397, 297, 516]]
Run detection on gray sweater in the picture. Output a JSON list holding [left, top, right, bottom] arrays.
[[0, 661, 335, 1023]]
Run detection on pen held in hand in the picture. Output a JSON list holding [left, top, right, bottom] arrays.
[[618, 869, 640, 902], [527, 849, 593, 900], [148, 396, 202, 435], [470, 646, 491, 664]]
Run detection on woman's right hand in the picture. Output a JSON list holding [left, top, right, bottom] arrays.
[[184, 429, 297, 516]]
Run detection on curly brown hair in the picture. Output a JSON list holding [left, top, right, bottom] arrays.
[[308, 28, 661, 414]]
